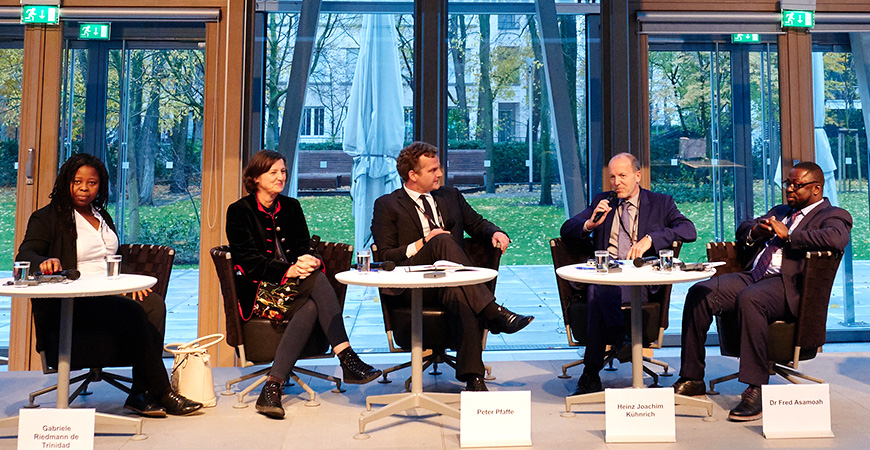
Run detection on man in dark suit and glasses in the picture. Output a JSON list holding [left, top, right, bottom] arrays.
[[671, 161, 852, 422], [561, 152, 697, 396], [371, 141, 533, 391]]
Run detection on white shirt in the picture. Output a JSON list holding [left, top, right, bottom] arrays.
[[74, 207, 120, 275], [403, 186, 442, 258], [754, 198, 824, 276]]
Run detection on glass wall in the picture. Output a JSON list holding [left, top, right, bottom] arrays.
[[0, 31, 23, 365]]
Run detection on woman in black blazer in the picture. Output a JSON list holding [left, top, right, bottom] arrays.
[[225, 150, 380, 419], [17, 153, 202, 417]]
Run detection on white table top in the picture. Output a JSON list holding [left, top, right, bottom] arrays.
[[0, 273, 156, 298], [335, 267, 498, 289], [556, 261, 713, 286]]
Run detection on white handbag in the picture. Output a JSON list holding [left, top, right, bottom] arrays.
[[164, 334, 225, 408]]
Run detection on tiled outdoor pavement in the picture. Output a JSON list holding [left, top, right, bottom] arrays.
[[2, 263, 869, 354]]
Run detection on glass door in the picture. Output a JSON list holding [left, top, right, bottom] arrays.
[[60, 26, 205, 344]]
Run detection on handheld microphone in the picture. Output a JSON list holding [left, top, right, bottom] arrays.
[[592, 191, 618, 223], [33, 269, 81, 283], [633, 256, 660, 267], [353, 261, 396, 271]]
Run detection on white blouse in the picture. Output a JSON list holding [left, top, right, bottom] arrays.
[[74, 207, 120, 275]]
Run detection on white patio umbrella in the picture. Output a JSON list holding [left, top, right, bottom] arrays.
[[343, 15, 404, 252], [774, 52, 839, 206]]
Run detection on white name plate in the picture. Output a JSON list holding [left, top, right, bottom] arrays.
[[762, 384, 834, 439], [18, 408, 95, 450], [460, 391, 531, 448], [605, 388, 676, 443]]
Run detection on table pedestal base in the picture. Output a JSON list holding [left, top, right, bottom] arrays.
[[356, 289, 462, 439], [563, 392, 714, 420]]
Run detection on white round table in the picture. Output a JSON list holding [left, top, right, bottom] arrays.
[[0, 273, 156, 438], [335, 267, 498, 438], [556, 263, 715, 417]]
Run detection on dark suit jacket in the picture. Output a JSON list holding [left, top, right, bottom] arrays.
[[18, 203, 117, 270], [561, 188, 697, 256], [736, 198, 852, 314], [371, 185, 502, 264], [226, 194, 319, 318]]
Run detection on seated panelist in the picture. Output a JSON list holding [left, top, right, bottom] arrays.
[[370, 141, 534, 392], [16, 153, 202, 418], [226, 150, 381, 420]]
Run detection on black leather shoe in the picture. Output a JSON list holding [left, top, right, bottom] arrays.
[[256, 380, 285, 419], [124, 392, 167, 418], [729, 385, 763, 422], [338, 348, 382, 384], [466, 376, 488, 392], [571, 372, 603, 396], [488, 305, 534, 335], [158, 391, 203, 416], [672, 377, 707, 397]]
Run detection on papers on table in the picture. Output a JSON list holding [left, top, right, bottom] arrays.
[[404, 260, 474, 272]]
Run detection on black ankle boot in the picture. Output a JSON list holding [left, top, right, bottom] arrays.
[[256, 380, 285, 419], [337, 348, 382, 384]]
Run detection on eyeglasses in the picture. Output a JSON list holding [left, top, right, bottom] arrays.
[[781, 180, 819, 190]]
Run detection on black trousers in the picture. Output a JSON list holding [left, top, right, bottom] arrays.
[[679, 272, 793, 387], [32, 292, 170, 397], [394, 233, 494, 381], [581, 284, 654, 374], [269, 270, 349, 381]]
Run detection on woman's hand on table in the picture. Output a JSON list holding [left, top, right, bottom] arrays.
[[39, 258, 62, 274]]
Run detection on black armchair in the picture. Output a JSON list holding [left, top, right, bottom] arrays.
[[27, 244, 175, 408], [550, 238, 680, 386], [705, 241, 842, 394], [211, 242, 352, 408], [373, 238, 500, 389]]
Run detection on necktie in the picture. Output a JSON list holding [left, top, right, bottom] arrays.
[[420, 195, 440, 230], [617, 201, 632, 259], [749, 210, 800, 281]]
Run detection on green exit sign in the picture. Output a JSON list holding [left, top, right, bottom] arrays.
[[732, 34, 760, 43], [79, 23, 111, 40], [21, 5, 59, 25], [781, 10, 814, 28]]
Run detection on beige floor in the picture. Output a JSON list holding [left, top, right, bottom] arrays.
[[0, 347, 868, 449]]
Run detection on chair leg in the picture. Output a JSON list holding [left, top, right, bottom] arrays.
[[288, 371, 320, 407], [642, 364, 660, 387], [222, 367, 270, 396], [603, 351, 618, 371], [292, 366, 345, 394], [559, 358, 583, 379], [643, 356, 672, 377], [378, 359, 413, 384], [235, 375, 268, 409], [773, 364, 825, 384], [27, 371, 92, 408], [707, 372, 738, 395]]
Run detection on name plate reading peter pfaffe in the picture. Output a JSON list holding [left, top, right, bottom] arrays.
[[605, 388, 675, 443], [762, 384, 833, 439], [18, 408, 95, 450], [460, 391, 531, 448]]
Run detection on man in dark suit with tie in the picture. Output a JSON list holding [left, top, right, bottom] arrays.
[[371, 141, 534, 391], [672, 161, 852, 422], [561, 152, 697, 396]]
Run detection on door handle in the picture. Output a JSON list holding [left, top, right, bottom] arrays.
[[25, 148, 33, 185]]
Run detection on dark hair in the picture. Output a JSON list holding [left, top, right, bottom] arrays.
[[610, 152, 641, 172], [49, 153, 110, 238], [396, 141, 438, 182], [243, 150, 286, 194], [792, 161, 825, 187]]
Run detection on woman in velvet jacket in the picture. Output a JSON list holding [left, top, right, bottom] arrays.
[[225, 150, 380, 419], [16, 153, 202, 417]]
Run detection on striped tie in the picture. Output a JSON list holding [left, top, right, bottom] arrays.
[[749, 210, 800, 281]]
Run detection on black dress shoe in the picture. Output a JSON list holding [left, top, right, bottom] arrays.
[[256, 380, 285, 419], [571, 372, 603, 396], [671, 377, 707, 397], [158, 391, 203, 416], [729, 385, 763, 422], [488, 305, 534, 335], [466, 376, 488, 391], [124, 392, 167, 418], [338, 348, 382, 384]]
